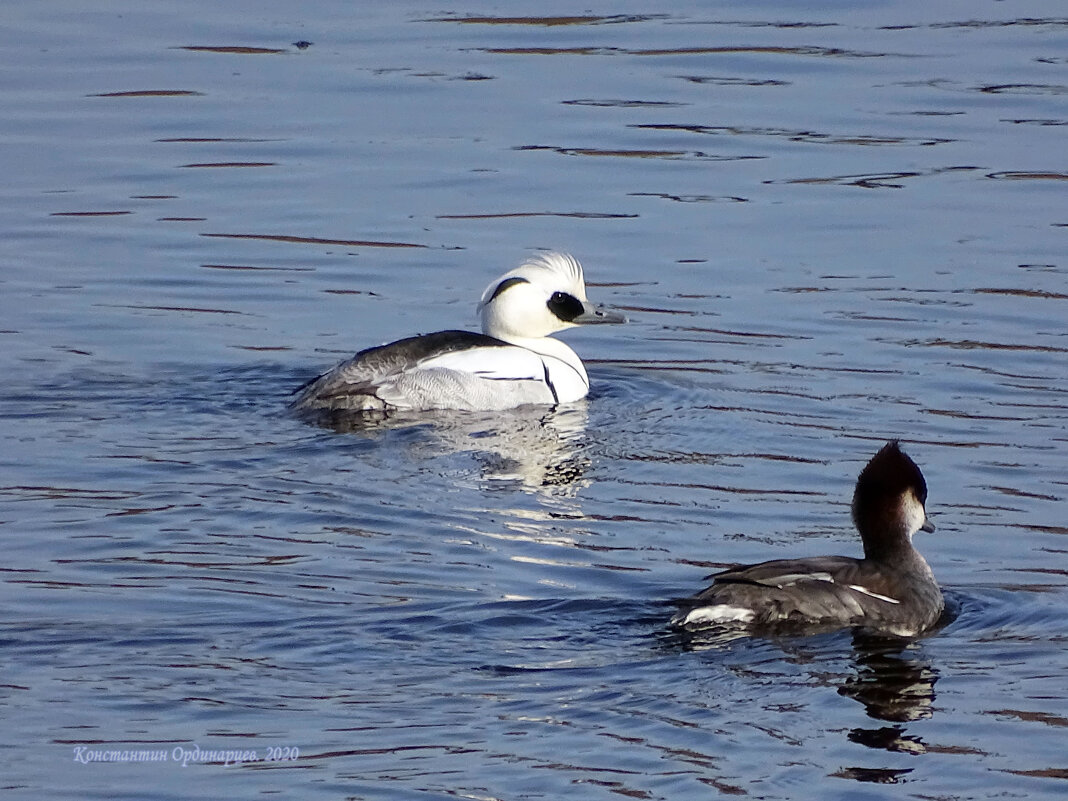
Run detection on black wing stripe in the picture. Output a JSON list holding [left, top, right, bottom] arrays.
[[542, 361, 559, 404]]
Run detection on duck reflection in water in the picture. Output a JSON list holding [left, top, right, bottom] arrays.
[[839, 632, 940, 757], [670, 628, 944, 786], [301, 402, 593, 495]]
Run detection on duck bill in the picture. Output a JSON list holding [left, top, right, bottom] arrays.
[[921, 516, 936, 533], [572, 302, 627, 325]]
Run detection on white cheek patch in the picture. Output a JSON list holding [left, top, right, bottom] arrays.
[[679, 605, 756, 626], [903, 491, 928, 539]]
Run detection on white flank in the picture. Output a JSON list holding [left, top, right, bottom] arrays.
[[681, 605, 756, 626]]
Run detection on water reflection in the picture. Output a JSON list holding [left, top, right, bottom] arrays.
[[671, 628, 940, 762], [839, 635, 938, 725], [298, 404, 592, 494], [839, 634, 938, 765]]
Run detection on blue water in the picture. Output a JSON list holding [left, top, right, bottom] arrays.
[[2, 1, 1066, 798]]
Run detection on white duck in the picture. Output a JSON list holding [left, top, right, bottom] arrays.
[[291, 252, 625, 413]]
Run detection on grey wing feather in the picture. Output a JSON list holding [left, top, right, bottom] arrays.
[[679, 557, 893, 628], [675, 553, 943, 635], [711, 556, 861, 588], [291, 330, 518, 412]]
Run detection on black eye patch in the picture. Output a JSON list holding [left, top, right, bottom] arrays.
[[547, 291, 585, 322], [485, 276, 530, 303]]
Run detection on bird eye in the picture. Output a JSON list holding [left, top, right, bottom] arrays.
[[546, 291, 585, 322]]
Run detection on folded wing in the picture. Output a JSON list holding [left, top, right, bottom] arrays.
[[292, 330, 557, 412]]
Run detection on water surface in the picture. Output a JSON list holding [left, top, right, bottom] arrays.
[[1, 2, 1066, 798]]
